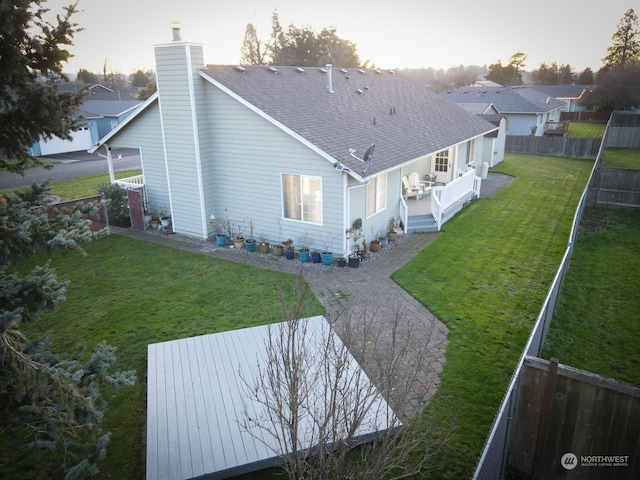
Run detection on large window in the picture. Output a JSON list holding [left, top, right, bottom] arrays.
[[366, 173, 387, 217], [282, 174, 322, 224]]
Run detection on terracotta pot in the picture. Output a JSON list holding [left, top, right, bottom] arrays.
[[273, 245, 284, 256], [370, 240, 381, 252], [233, 237, 245, 249]]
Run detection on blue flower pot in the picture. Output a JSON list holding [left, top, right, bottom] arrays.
[[245, 239, 256, 252], [216, 235, 227, 246], [321, 252, 333, 266], [298, 250, 310, 262]]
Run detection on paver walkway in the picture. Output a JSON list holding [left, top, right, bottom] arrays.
[[112, 227, 447, 420]]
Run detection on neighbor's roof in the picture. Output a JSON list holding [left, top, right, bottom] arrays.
[[80, 100, 142, 117], [440, 86, 566, 114], [200, 65, 497, 176], [528, 84, 589, 100], [455, 102, 498, 115]]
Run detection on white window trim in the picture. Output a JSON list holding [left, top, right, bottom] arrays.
[[281, 173, 323, 225], [366, 173, 387, 218]]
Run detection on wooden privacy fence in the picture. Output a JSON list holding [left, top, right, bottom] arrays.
[[505, 136, 601, 159], [606, 111, 640, 148], [45, 194, 108, 232], [508, 357, 639, 480], [588, 168, 640, 208]]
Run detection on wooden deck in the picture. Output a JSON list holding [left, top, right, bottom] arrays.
[[146, 316, 399, 480]]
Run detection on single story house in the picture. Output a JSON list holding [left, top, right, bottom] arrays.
[[440, 86, 566, 136], [29, 84, 141, 156], [90, 28, 500, 257], [528, 85, 590, 113], [451, 103, 506, 167]]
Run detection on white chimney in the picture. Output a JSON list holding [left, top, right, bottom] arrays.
[[171, 23, 182, 42], [326, 64, 334, 93]]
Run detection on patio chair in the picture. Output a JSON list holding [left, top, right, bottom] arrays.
[[408, 172, 432, 194], [402, 175, 425, 201]]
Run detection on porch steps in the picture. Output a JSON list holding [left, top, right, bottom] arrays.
[[406, 214, 438, 233]]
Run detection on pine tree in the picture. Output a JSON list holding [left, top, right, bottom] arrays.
[[0, 0, 87, 174], [0, 182, 136, 478], [602, 8, 640, 68], [0, 2, 136, 477]]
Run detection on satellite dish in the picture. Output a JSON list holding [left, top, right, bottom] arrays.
[[363, 144, 375, 162]]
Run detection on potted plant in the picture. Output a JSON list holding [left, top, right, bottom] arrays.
[[231, 221, 245, 249], [311, 251, 321, 263], [159, 210, 171, 229], [370, 238, 381, 252], [283, 239, 295, 259], [272, 243, 284, 256], [210, 214, 228, 246], [245, 220, 256, 252], [258, 234, 270, 254], [337, 257, 347, 268], [346, 222, 363, 268], [149, 214, 160, 231], [319, 233, 337, 266], [297, 233, 311, 263], [387, 217, 399, 242]]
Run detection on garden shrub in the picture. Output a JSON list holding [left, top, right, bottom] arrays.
[[97, 183, 130, 227]]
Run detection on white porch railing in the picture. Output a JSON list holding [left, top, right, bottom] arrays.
[[114, 175, 144, 190], [430, 170, 481, 230]]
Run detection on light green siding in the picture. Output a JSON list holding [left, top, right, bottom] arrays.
[[201, 86, 345, 252], [155, 43, 207, 238]]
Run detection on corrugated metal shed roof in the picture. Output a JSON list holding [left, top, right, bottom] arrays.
[[146, 316, 400, 480]]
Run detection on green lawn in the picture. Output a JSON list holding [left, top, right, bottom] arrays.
[[393, 154, 594, 478], [600, 147, 640, 169], [3, 154, 615, 479], [0, 169, 142, 201], [542, 207, 640, 385], [567, 121, 606, 138], [4, 236, 323, 480]]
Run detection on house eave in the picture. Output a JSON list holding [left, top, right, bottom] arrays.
[[87, 92, 159, 153]]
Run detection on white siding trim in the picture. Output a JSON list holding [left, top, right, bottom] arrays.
[[185, 46, 207, 238], [156, 78, 173, 225]]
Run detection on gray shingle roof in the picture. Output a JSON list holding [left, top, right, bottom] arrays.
[[440, 86, 566, 114], [80, 100, 142, 117], [200, 66, 497, 177], [528, 85, 589, 100]]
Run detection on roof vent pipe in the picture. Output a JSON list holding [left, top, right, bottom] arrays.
[[326, 64, 334, 93]]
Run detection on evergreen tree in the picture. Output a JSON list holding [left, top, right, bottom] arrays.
[[240, 10, 361, 67], [602, 8, 640, 68], [0, 0, 86, 174], [577, 67, 594, 85], [0, 182, 136, 478], [0, 2, 136, 477], [240, 23, 268, 65], [485, 52, 527, 86], [531, 62, 575, 85]]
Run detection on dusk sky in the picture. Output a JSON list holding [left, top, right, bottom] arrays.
[[48, 0, 632, 76]]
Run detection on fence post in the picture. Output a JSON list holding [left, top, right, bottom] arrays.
[[531, 358, 559, 478]]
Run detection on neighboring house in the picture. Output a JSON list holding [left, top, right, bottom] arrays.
[[29, 84, 141, 156], [528, 85, 590, 112], [440, 86, 566, 136], [90, 28, 500, 256], [454, 103, 506, 167]]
